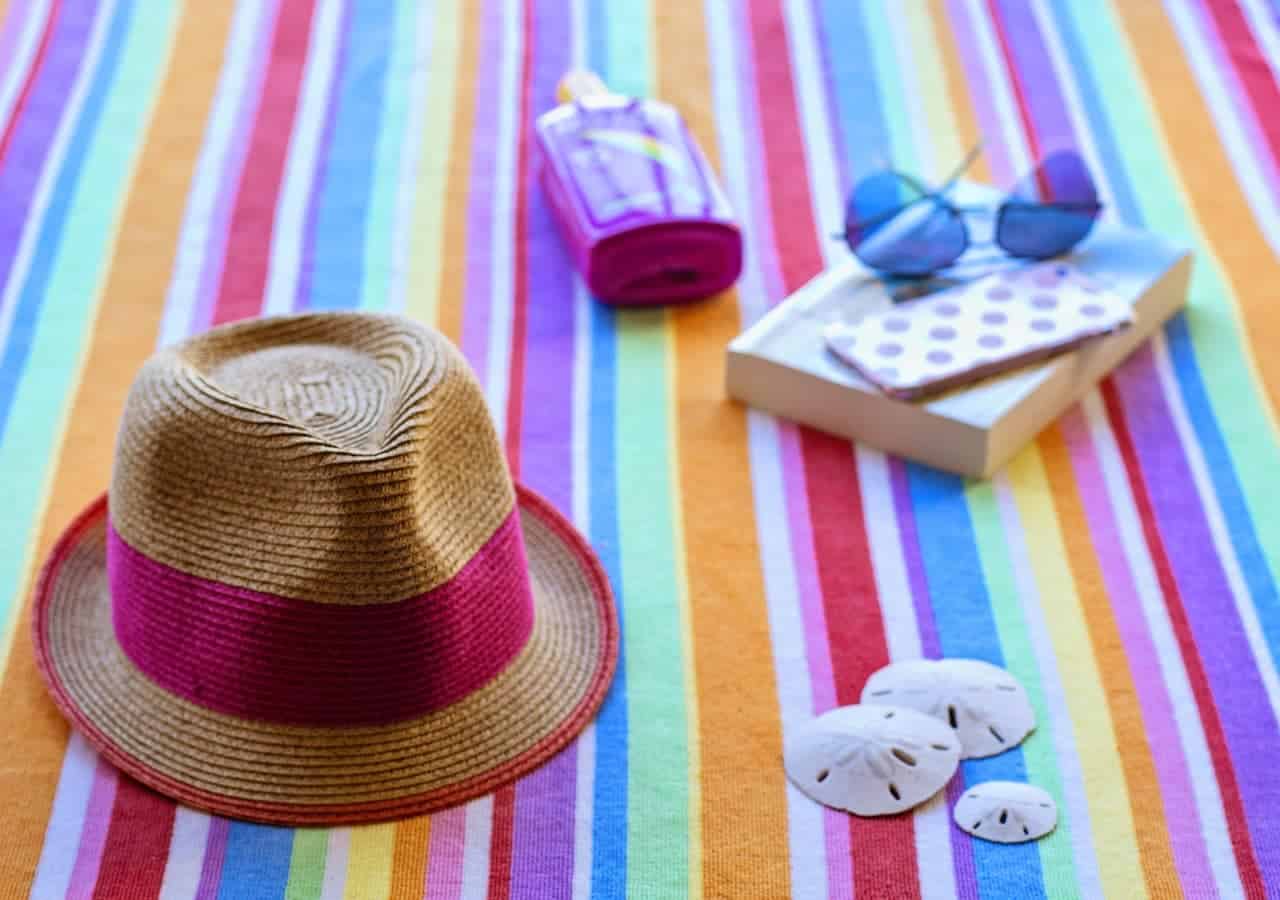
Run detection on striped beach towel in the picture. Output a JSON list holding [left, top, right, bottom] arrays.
[[1, 0, 1278, 897]]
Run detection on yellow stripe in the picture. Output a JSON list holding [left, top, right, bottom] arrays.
[[1006, 447, 1147, 895], [404, 0, 463, 331], [343, 824, 398, 900]]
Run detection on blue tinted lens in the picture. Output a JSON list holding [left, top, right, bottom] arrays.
[[844, 172, 966, 276], [997, 150, 1100, 258]]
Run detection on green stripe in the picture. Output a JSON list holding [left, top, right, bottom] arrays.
[[283, 830, 329, 900], [1065, 0, 1280, 580], [0, 0, 181, 638], [602, 4, 690, 896], [360, 0, 418, 311], [966, 483, 1079, 893], [858, 5, 1080, 888]]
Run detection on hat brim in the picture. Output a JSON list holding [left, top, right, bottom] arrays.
[[33, 485, 618, 826]]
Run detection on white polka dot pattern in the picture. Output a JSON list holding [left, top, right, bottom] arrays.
[[824, 262, 1133, 400]]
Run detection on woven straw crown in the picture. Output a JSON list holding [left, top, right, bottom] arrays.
[[33, 312, 617, 824]]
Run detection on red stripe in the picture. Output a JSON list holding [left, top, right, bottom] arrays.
[[1201, 0, 1280, 175], [486, 786, 517, 900], [745, 2, 920, 897], [0, 0, 63, 163], [211, 0, 317, 325], [1101, 381, 1267, 896], [503, 0, 534, 475], [90, 779, 175, 900]]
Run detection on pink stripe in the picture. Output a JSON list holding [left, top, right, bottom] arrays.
[[64, 757, 118, 900], [1060, 408, 1217, 896], [107, 508, 535, 726], [1183, 0, 1280, 199], [190, 0, 283, 334], [193, 818, 231, 900], [424, 806, 469, 900], [780, 424, 854, 898]]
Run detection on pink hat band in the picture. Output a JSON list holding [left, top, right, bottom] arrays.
[[107, 507, 536, 727]]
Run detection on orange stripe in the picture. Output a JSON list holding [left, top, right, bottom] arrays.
[[927, 0, 993, 184], [1110, 0, 1280, 415], [388, 817, 430, 900], [0, 0, 235, 890], [1038, 426, 1183, 896], [655, 3, 791, 898], [435, 3, 480, 344]]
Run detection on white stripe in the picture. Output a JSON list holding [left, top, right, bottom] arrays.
[[1162, 0, 1280, 255], [318, 828, 352, 900], [991, 476, 1105, 898], [571, 281, 592, 530], [28, 734, 98, 900], [260, 0, 346, 315], [0, 0, 119, 355], [1081, 391, 1245, 899], [855, 449, 958, 900], [386, 0, 435, 314], [483, 0, 522, 434], [0, 0, 53, 141], [154, 809, 213, 900], [706, 2, 827, 897], [156, 0, 271, 345], [570, 723, 596, 900], [957, 0, 1033, 178], [780, 0, 843, 271], [459, 796, 495, 900]]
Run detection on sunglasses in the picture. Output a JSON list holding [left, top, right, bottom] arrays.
[[841, 146, 1102, 278]]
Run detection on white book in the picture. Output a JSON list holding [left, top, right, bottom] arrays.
[[725, 185, 1191, 478]]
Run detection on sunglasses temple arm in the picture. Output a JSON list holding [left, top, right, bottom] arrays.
[[935, 141, 985, 195]]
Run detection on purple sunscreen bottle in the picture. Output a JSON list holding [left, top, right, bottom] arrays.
[[535, 71, 743, 306]]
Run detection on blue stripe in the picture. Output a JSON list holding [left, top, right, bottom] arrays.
[[586, 8, 627, 898], [1046, 0, 1280, 712], [215, 823, 294, 900], [1040, 0, 1141, 226], [0, 0, 129, 441], [907, 465, 1047, 900], [301, 0, 393, 311], [815, 0, 891, 181]]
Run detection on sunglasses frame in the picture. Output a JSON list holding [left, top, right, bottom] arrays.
[[841, 150, 1103, 278]]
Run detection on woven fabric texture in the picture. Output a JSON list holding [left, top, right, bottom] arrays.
[[1, 0, 1279, 896]]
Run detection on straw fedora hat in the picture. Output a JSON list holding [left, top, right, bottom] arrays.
[[32, 312, 618, 825]]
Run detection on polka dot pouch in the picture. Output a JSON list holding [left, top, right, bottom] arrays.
[[823, 260, 1133, 401]]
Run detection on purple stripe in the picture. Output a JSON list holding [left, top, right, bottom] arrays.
[[509, 1, 577, 895], [64, 758, 117, 899], [0, 0, 41, 121], [1113, 346, 1280, 879], [290, 0, 352, 311], [457, 0, 505, 378], [193, 818, 231, 900], [988, 0, 1076, 152], [0, 0, 99, 307], [1059, 407, 1217, 896], [190, 0, 283, 334], [941, 0, 1019, 182]]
